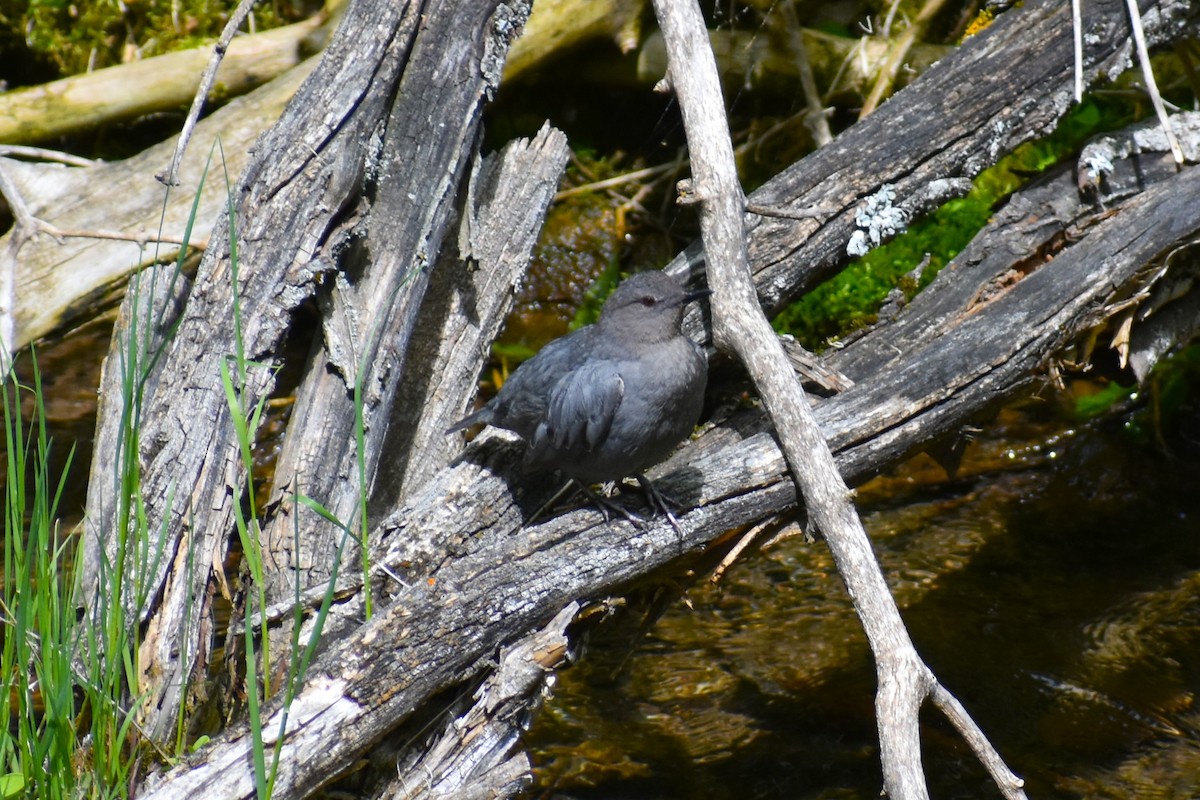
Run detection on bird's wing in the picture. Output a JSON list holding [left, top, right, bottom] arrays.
[[535, 360, 625, 456], [447, 332, 586, 438]]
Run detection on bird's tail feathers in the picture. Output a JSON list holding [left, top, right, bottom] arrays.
[[446, 406, 490, 435]]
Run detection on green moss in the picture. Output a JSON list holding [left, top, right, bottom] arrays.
[[771, 186, 989, 348], [1152, 344, 1200, 416], [1119, 343, 1200, 443], [1074, 380, 1136, 420], [568, 259, 622, 330], [774, 98, 1138, 350], [16, 0, 299, 79]]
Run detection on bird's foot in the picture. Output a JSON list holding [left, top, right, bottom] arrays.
[[634, 475, 684, 535], [529, 479, 652, 529], [529, 477, 685, 532], [578, 482, 651, 529]]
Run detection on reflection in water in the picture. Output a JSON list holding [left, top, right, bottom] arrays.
[[527, 407, 1200, 799]]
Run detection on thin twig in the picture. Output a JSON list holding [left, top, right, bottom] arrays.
[[0, 146, 98, 168], [859, 0, 952, 119], [1072, 0, 1084, 102], [1124, 0, 1184, 164], [554, 163, 678, 201], [32, 226, 202, 249], [781, 3, 833, 147], [745, 201, 839, 221], [709, 521, 768, 584], [930, 682, 1027, 800], [158, 0, 261, 185], [0, 162, 197, 250]]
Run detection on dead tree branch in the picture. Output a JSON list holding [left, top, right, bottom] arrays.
[[649, 0, 1025, 797]]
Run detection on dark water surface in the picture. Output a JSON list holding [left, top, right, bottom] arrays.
[[526, 407, 1200, 799]]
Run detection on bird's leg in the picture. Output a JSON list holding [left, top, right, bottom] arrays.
[[634, 474, 684, 535], [528, 478, 651, 529], [578, 481, 650, 529], [528, 478, 582, 525]]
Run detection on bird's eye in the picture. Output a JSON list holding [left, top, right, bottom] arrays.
[[640, 296, 657, 307]]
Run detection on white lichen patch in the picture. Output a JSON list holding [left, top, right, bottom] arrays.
[[847, 184, 908, 257]]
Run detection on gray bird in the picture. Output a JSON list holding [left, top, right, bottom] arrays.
[[448, 270, 709, 525]]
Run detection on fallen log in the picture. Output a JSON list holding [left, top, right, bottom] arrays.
[[74, 0, 1200, 796], [0, 11, 334, 145], [135, 85, 1200, 800]]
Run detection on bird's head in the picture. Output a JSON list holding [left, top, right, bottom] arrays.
[[598, 271, 709, 343]]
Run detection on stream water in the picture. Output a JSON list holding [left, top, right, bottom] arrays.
[[526, 398, 1200, 799]]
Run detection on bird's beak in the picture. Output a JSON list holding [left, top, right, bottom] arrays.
[[684, 287, 713, 303]]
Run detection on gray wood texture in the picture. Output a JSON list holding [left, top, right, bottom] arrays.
[[77, 0, 1200, 795], [82, 0, 537, 745], [672, 0, 1197, 326], [138, 104, 1200, 800]]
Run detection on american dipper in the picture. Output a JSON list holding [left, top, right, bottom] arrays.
[[448, 270, 708, 524]]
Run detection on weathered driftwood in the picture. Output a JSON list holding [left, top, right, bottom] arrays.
[[669, 0, 1198, 324], [368, 124, 571, 514], [261, 123, 570, 662], [823, 114, 1200, 479], [133, 82, 1200, 800], [0, 0, 628, 360], [246, 0, 559, 613], [78, 0, 1200, 796], [0, 12, 333, 146], [141, 118, 1200, 800], [652, 0, 1021, 796], [0, 58, 315, 355], [366, 601, 578, 799], [83, 0, 537, 745], [0, 0, 963, 362]]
